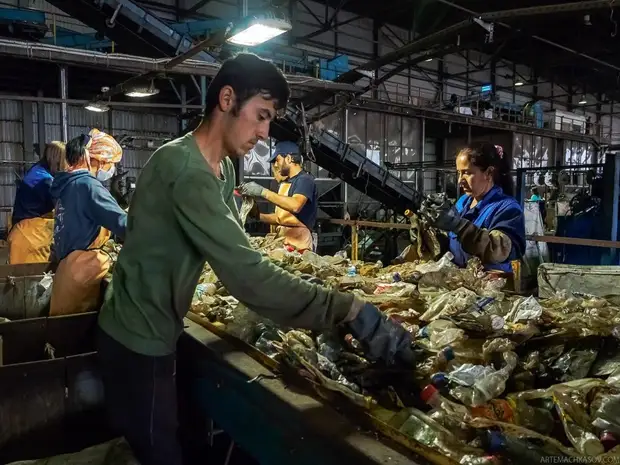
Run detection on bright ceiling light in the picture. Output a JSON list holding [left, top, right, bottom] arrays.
[[579, 95, 587, 104], [227, 17, 292, 46], [84, 101, 109, 113], [514, 80, 524, 87], [125, 81, 160, 98], [425, 58, 433, 62]]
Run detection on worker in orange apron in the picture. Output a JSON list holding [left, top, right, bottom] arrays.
[[7, 141, 67, 264], [49, 129, 127, 315], [240, 141, 317, 252]]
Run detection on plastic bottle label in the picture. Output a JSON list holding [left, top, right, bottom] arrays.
[[471, 399, 515, 423]]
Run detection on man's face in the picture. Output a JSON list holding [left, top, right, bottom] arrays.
[[272, 161, 286, 182], [277, 154, 293, 177], [221, 90, 276, 157]]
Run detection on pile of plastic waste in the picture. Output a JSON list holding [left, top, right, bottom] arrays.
[[189, 234, 620, 463], [97, 231, 620, 464]]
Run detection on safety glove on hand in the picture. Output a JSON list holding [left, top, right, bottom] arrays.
[[345, 303, 416, 366], [239, 182, 265, 198], [419, 194, 464, 232]]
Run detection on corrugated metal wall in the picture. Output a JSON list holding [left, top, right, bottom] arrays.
[[1, 103, 178, 231], [0, 100, 23, 228]]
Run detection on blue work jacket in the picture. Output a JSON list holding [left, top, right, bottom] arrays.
[[12, 162, 54, 226], [449, 185, 526, 273]]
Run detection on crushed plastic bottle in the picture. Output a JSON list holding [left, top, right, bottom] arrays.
[[482, 431, 566, 462], [416, 320, 467, 351], [592, 394, 620, 436], [347, 265, 357, 277], [422, 384, 554, 434], [553, 390, 605, 456], [194, 283, 217, 302], [450, 351, 519, 407]]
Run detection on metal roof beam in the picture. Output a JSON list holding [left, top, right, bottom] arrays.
[[436, 0, 620, 74], [477, 1, 616, 21]]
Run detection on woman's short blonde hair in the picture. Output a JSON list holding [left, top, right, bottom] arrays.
[[43, 141, 67, 175]]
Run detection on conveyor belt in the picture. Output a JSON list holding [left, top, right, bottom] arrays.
[[180, 318, 435, 465], [43, 0, 215, 61], [271, 108, 421, 212], [44, 0, 420, 212]]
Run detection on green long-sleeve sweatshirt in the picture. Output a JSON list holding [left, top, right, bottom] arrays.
[[98, 134, 360, 356]]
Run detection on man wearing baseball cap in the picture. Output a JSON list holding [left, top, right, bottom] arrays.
[[240, 141, 317, 252]]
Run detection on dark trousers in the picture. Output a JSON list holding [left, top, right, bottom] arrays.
[[97, 327, 183, 465]]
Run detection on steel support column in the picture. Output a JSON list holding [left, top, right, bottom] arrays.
[[437, 58, 445, 104], [490, 56, 497, 98], [511, 63, 516, 104], [36, 90, 45, 156], [372, 20, 380, 100], [419, 118, 426, 191], [59, 65, 68, 142], [22, 100, 34, 167], [181, 84, 187, 131], [200, 75, 207, 109], [465, 50, 470, 95], [343, 107, 348, 217]]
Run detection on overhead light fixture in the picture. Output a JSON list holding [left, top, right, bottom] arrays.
[[84, 101, 110, 113], [124, 81, 160, 98], [425, 58, 433, 62], [579, 95, 587, 104], [227, 16, 292, 46], [514, 80, 524, 87]]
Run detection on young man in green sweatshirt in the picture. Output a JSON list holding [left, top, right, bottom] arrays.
[[97, 53, 414, 465]]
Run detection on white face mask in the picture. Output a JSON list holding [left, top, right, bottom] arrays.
[[96, 165, 115, 182]]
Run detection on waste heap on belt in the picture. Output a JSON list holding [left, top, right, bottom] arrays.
[[109, 228, 620, 464]]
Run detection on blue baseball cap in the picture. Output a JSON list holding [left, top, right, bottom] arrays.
[[268, 141, 300, 163]]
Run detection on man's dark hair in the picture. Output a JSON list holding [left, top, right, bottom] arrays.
[[66, 134, 90, 166], [203, 53, 290, 119]]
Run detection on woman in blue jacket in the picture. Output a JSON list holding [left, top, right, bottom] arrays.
[[50, 130, 127, 315], [8, 141, 66, 263], [420, 142, 525, 272]]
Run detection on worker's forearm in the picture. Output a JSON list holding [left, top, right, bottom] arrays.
[[260, 213, 279, 225], [263, 190, 301, 213], [455, 220, 512, 264]]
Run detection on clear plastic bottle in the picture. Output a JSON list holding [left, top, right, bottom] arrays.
[[421, 384, 470, 420], [482, 431, 563, 462], [417, 320, 467, 351], [416, 347, 456, 383], [423, 384, 555, 435]]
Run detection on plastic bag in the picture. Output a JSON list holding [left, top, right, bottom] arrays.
[[239, 196, 255, 226], [552, 348, 599, 383], [505, 296, 543, 323], [416, 252, 456, 274], [553, 390, 605, 456], [421, 287, 479, 322], [450, 352, 518, 406]]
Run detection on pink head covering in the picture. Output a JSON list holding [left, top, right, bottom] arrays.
[[87, 128, 123, 163]]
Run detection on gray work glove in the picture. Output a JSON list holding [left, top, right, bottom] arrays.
[[346, 303, 416, 366], [239, 182, 265, 198], [419, 194, 463, 232]]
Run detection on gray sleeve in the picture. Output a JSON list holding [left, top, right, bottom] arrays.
[[455, 220, 513, 264]]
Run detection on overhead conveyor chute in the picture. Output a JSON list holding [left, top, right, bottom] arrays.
[[44, 0, 422, 213]]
